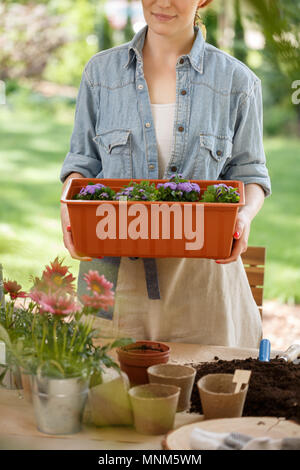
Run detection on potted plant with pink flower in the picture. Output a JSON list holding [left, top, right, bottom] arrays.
[[0, 258, 133, 434], [0, 277, 34, 389]]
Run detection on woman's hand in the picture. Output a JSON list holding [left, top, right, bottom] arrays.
[[214, 183, 265, 265], [61, 172, 92, 262], [215, 211, 251, 264], [61, 203, 92, 262]]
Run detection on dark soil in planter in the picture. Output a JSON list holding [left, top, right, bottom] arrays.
[[186, 358, 300, 424], [122, 343, 167, 353]]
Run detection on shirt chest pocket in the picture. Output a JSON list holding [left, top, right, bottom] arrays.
[[194, 133, 233, 180], [93, 128, 133, 179]]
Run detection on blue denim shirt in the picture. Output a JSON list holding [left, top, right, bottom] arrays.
[[60, 24, 271, 197]]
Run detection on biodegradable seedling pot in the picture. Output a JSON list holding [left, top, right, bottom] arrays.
[[197, 373, 249, 420], [61, 178, 245, 260], [88, 369, 133, 427], [147, 364, 196, 412], [128, 383, 180, 435], [116, 341, 170, 386]]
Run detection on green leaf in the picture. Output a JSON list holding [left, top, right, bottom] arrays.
[[109, 337, 135, 350], [0, 324, 12, 349]]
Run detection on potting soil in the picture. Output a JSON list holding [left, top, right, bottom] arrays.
[[186, 358, 300, 424]]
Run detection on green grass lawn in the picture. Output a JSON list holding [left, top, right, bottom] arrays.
[[1, 88, 300, 303]]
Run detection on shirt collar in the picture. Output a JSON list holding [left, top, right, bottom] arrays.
[[123, 24, 205, 74]]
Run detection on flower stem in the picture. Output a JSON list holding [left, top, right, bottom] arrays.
[[53, 318, 58, 360]]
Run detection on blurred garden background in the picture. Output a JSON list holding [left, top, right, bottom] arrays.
[[0, 0, 300, 348]]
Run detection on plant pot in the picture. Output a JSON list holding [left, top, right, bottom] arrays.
[[88, 369, 133, 427], [197, 374, 249, 420], [116, 341, 170, 386], [31, 375, 88, 435], [147, 364, 196, 412], [61, 178, 245, 259], [128, 383, 180, 435]]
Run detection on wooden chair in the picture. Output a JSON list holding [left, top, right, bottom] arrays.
[[241, 246, 266, 319]]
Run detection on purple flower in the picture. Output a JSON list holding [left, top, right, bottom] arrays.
[[163, 182, 177, 190], [190, 183, 200, 193], [177, 182, 192, 192], [101, 192, 108, 198], [79, 183, 107, 196], [157, 183, 163, 189]]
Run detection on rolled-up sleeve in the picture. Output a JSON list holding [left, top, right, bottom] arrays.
[[60, 65, 102, 183], [220, 79, 271, 197]]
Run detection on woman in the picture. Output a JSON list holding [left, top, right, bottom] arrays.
[[60, 0, 271, 347]]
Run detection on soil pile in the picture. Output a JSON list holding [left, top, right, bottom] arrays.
[[187, 358, 300, 424]]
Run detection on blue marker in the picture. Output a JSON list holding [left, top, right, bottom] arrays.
[[259, 339, 271, 362]]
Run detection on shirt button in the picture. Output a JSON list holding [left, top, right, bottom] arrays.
[[138, 84, 144, 90], [171, 165, 177, 172], [216, 150, 223, 157], [179, 58, 184, 64], [149, 164, 155, 170], [181, 90, 187, 95], [145, 122, 151, 128], [178, 126, 184, 132]]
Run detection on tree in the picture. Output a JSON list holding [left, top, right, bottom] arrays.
[[123, 0, 135, 43], [245, 0, 300, 134], [233, 0, 247, 64]]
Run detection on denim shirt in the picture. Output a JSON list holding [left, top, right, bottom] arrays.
[[60, 24, 271, 197]]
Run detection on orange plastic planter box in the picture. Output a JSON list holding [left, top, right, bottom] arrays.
[[61, 178, 245, 259]]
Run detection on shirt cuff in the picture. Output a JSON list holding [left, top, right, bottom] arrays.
[[60, 152, 102, 183], [221, 164, 271, 198], [239, 177, 272, 198]]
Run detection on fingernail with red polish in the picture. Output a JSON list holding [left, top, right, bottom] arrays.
[[234, 232, 240, 239], [215, 261, 220, 264]]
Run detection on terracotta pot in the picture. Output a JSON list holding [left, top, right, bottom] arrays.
[[61, 178, 245, 260], [116, 341, 170, 386]]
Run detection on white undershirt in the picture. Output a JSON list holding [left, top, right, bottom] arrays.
[[150, 102, 176, 178]]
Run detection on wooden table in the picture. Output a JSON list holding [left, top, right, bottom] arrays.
[[0, 343, 282, 450]]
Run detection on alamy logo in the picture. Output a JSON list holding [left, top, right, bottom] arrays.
[[291, 80, 300, 105], [0, 81, 6, 105], [95, 200, 205, 250]]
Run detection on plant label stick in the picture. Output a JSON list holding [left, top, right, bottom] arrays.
[[232, 369, 251, 393]]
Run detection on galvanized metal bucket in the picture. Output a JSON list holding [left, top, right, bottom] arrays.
[[31, 375, 89, 434]]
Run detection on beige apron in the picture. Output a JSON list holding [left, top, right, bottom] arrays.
[[88, 255, 262, 348]]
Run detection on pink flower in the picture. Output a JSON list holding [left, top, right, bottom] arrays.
[[41, 257, 76, 294], [81, 291, 115, 311], [83, 271, 114, 296], [4, 280, 27, 300], [81, 271, 115, 311], [28, 288, 43, 305], [38, 292, 81, 316]]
